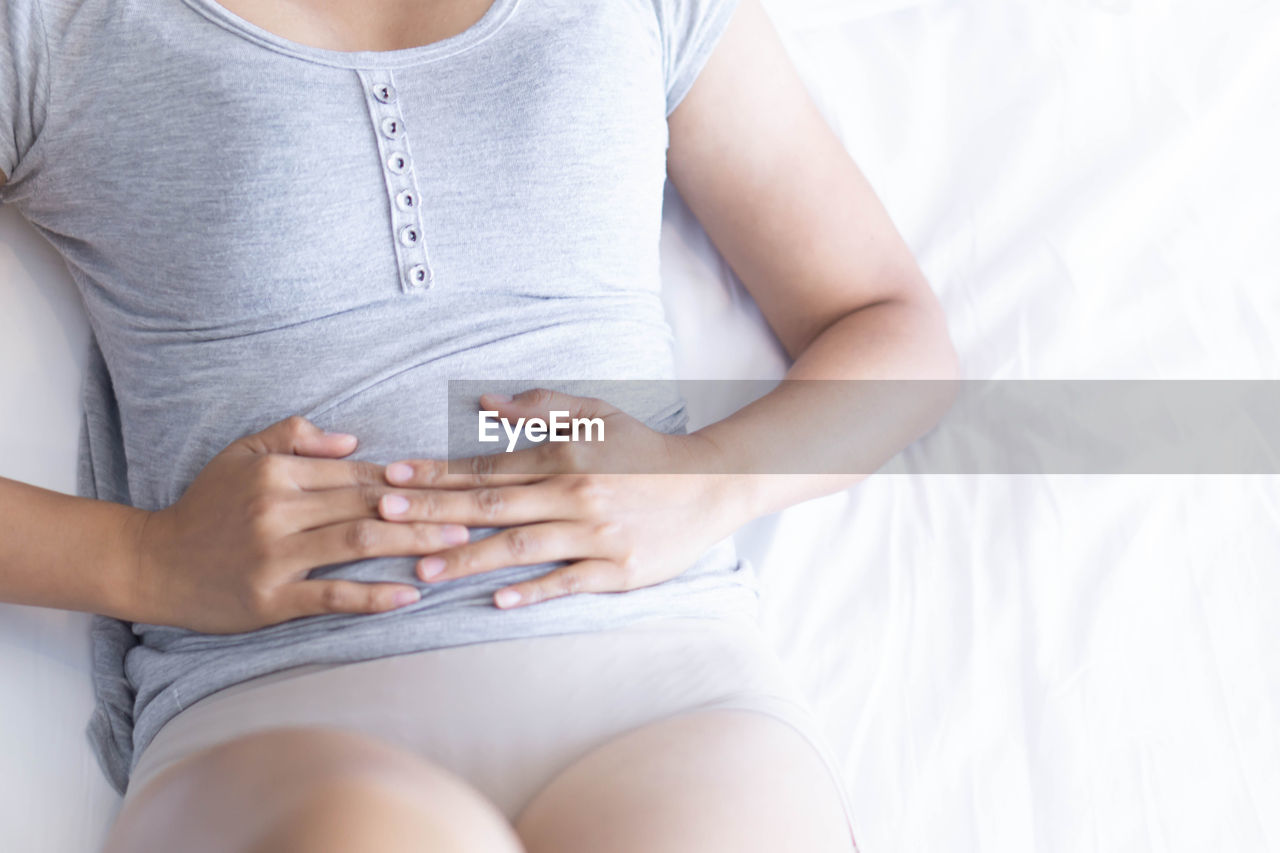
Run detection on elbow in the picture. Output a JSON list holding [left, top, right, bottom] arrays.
[[901, 265, 960, 382], [896, 271, 960, 428], [889, 269, 961, 383], [936, 317, 962, 383], [905, 266, 959, 379], [918, 292, 961, 431]]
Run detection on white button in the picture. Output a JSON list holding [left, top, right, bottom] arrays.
[[386, 152, 409, 175], [395, 189, 417, 211], [373, 83, 396, 104], [381, 117, 405, 140], [406, 265, 430, 289], [399, 224, 421, 247]]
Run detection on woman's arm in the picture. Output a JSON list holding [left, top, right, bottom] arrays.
[[0, 475, 151, 619], [374, 0, 958, 607], [0, 416, 461, 630], [666, 0, 958, 515]]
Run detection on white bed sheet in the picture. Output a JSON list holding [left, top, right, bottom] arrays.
[[2, 1, 1278, 851]]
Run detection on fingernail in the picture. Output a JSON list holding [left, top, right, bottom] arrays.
[[386, 462, 413, 483], [486, 393, 513, 403], [381, 494, 409, 516], [442, 525, 470, 545], [494, 588, 522, 608], [393, 588, 421, 607], [418, 557, 446, 580], [325, 431, 357, 442]]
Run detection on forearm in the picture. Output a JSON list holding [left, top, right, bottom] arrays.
[[694, 294, 959, 521], [0, 475, 150, 621]]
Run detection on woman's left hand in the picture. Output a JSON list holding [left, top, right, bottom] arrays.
[[376, 389, 748, 609]]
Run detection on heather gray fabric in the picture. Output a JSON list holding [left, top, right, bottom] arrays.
[[1, 0, 756, 795]]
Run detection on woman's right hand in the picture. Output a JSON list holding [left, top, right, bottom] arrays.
[[132, 415, 469, 634]]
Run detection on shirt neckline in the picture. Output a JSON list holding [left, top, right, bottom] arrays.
[[179, 0, 521, 69]]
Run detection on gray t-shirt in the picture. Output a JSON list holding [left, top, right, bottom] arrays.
[[1, 0, 756, 795]]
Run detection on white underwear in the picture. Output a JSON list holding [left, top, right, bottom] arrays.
[[124, 614, 859, 849]]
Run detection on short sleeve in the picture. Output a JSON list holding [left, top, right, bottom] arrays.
[[0, 0, 52, 189], [652, 0, 742, 117]]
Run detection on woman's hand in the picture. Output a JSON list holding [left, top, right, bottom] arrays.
[[133, 415, 470, 634], [375, 389, 751, 610]]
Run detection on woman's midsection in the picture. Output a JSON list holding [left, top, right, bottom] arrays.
[[116, 290, 680, 513]]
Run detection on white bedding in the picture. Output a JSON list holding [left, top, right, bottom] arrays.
[[2, 1, 1278, 850]]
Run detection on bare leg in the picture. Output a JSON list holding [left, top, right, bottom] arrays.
[[104, 726, 525, 853], [514, 708, 855, 853]]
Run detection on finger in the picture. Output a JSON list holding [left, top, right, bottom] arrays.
[[284, 518, 473, 568], [236, 414, 359, 459], [374, 481, 579, 527], [274, 580, 422, 620], [383, 453, 552, 490], [279, 487, 472, 541], [283, 456, 388, 491], [414, 522, 591, 583], [492, 560, 626, 609]]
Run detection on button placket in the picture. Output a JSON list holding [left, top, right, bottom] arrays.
[[357, 68, 434, 294]]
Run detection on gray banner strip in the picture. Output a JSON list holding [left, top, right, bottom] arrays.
[[446, 380, 1280, 475]]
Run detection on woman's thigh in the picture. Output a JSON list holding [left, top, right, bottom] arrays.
[[104, 726, 525, 853], [513, 708, 857, 853]]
